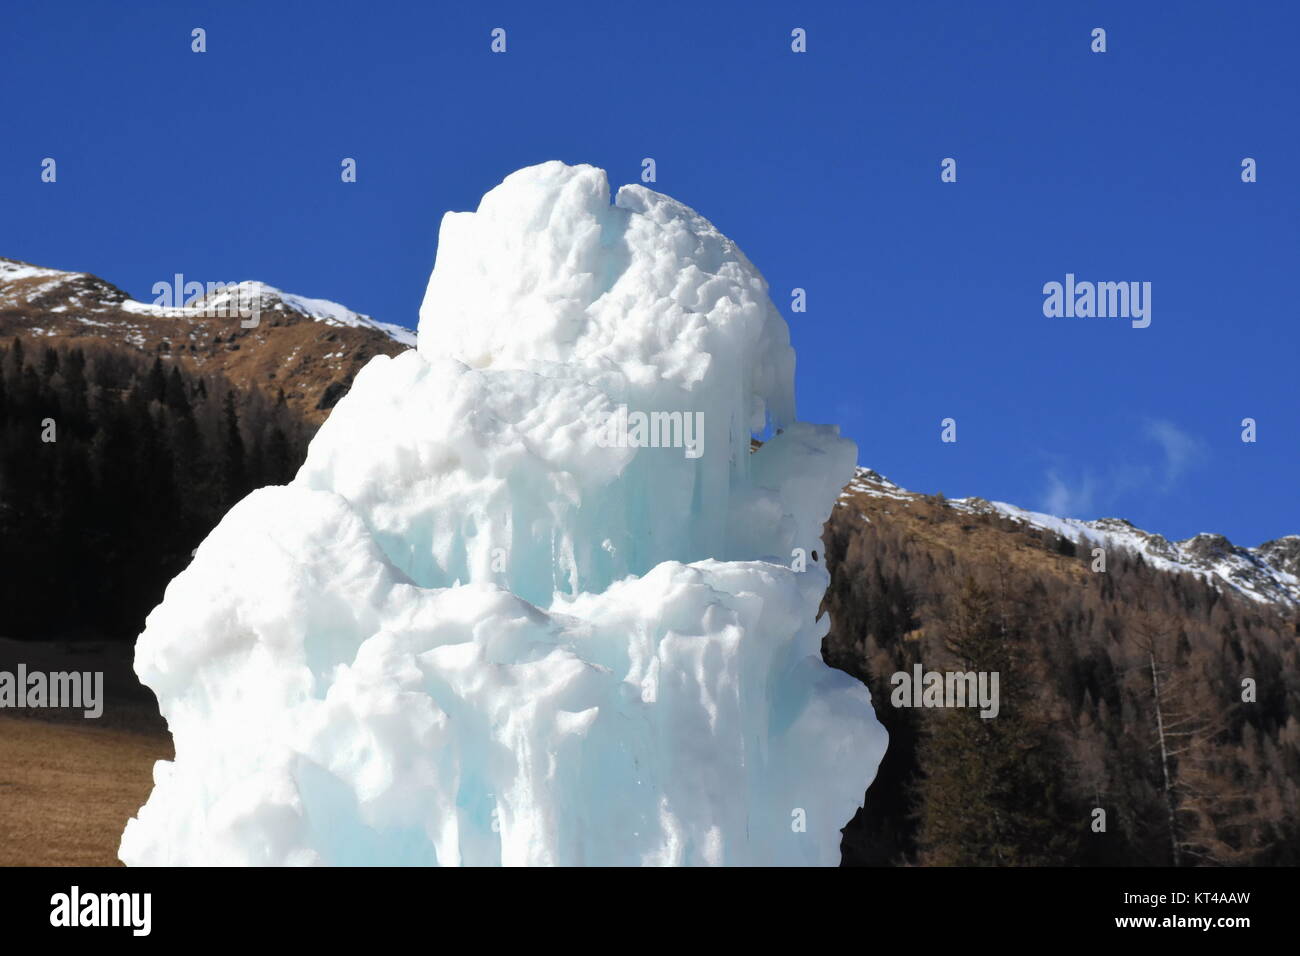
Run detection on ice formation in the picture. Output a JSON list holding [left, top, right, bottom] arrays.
[[120, 162, 885, 866]]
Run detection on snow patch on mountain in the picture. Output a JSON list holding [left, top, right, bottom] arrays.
[[841, 467, 1300, 608], [123, 281, 417, 347], [0, 260, 67, 283], [1, 257, 415, 348]]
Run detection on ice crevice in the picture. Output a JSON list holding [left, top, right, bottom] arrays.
[[120, 161, 886, 866]]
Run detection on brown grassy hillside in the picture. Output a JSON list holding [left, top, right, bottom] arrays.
[[824, 471, 1300, 866]]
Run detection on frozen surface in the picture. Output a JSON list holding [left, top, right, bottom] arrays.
[[121, 163, 884, 866]]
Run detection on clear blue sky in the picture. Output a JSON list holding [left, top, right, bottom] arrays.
[[2, 1, 1296, 547]]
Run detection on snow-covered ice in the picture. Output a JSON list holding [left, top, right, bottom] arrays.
[[120, 162, 885, 866]]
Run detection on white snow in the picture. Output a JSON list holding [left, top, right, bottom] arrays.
[[166, 281, 418, 347], [277, 287, 417, 347], [120, 162, 884, 867], [118, 299, 183, 316], [0, 259, 65, 282]]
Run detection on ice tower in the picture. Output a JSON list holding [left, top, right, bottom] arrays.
[[120, 163, 886, 866]]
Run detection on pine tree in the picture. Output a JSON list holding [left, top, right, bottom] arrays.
[[162, 366, 186, 412], [220, 389, 247, 504], [266, 425, 293, 485], [913, 576, 1082, 865]]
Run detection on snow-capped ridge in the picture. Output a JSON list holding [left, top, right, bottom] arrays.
[[1, 257, 415, 347], [126, 280, 417, 347], [839, 466, 1300, 608], [0, 258, 74, 283]]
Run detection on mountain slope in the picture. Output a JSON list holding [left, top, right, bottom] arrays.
[[841, 467, 1300, 610], [0, 258, 414, 423], [825, 467, 1300, 866]]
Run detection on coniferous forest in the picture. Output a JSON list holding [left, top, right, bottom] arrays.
[[823, 496, 1300, 866], [0, 338, 311, 642]]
